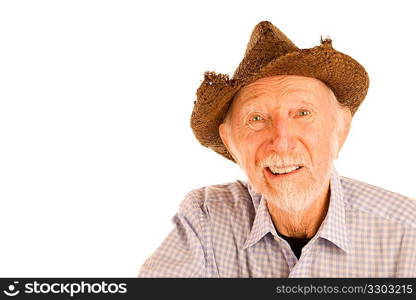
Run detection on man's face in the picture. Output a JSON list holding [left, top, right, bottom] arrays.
[[219, 75, 351, 213]]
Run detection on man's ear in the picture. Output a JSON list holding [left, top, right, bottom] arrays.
[[337, 107, 352, 153], [219, 123, 231, 153], [219, 123, 238, 162]]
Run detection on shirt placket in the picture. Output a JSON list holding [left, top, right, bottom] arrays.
[[273, 236, 298, 272]]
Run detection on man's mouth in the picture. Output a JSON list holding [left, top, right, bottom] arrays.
[[265, 165, 303, 177]]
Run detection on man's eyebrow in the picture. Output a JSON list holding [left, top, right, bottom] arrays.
[[238, 95, 319, 112], [296, 100, 318, 108], [237, 93, 263, 105]]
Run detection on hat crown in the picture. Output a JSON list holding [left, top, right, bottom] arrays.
[[232, 21, 299, 79]]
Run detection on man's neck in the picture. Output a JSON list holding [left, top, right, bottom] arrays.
[[266, 185, 330, 238]]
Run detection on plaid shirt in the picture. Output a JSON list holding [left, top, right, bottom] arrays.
[[138, 168, 416, 277]]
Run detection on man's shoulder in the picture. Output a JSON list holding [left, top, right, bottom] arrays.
[[178, 180, 252, 215], [340, 175, 416, 228]]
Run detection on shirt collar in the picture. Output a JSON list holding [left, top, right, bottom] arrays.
[[242, 167, 350, 253], [317, 167, 350, 252], [242, 187, 277, 250]]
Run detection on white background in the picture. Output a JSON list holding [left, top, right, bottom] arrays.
[[0, 0, 415, 277]]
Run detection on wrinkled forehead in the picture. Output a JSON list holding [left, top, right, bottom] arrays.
[[232, 75, 334, 110]]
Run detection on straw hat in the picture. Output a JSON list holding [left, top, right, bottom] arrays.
[[190, 21, 369, 162]]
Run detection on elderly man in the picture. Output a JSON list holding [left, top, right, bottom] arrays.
[[139, 21, 416, 277]]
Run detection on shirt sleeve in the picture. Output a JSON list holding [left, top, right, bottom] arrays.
[[396, 227, 416, 277], [138, 190, 207, 277]]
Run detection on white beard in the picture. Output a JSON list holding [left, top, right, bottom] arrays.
[[257, 130, 339, 214], [263, 168, 332, 214], [232, 119, 341, 217]]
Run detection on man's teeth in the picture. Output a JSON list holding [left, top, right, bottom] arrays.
[[268, 166, 300, 175]]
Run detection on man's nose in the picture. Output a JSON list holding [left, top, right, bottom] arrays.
[[268, 119, 296, 152]]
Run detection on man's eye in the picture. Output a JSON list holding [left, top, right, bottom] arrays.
[[296, 110, 311, 116], [250, 115, 264, 121]]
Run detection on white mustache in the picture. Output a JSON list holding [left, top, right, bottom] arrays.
[[257, 153, 309, 169]]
